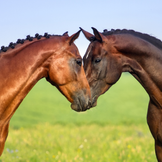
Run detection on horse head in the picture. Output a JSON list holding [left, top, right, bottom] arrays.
[[46, 30, 91, 111], [81, 27, 122, 107]]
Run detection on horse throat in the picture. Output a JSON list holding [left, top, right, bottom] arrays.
[[116, 35, 162, 109]]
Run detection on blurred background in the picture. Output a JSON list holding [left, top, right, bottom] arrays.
[[0, 0, 161, 161]]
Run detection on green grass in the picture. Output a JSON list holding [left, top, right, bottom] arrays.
[[0, 73, 157, 161], [1, 124, 156, 162], [10, 73, 149, 128]]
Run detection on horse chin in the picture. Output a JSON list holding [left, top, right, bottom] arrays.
[[91, 95, 98, 107], [91, 81, 112, 107]]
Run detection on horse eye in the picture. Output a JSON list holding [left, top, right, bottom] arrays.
[[76, 59, 82, 66], [95, 58, 101, 63]]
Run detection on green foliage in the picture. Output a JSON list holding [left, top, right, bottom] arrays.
[[0, 73, 156, 161]]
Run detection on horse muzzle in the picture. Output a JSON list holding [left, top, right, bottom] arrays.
[[71, 90, 92, 112]]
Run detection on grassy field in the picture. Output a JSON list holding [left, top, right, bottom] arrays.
[[0, 73, 157, 161]]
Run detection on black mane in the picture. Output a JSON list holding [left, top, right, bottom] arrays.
[[102, 29, 162, 50], [0, 33, 61, 53]]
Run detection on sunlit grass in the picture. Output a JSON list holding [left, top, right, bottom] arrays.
[[1, 124, 156, 162]]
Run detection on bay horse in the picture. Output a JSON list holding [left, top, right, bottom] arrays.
[[0, 30, 91, 155], [81, 27, 162, 161]]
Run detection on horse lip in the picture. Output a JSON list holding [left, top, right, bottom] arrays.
[[71, 97, 83, 112]]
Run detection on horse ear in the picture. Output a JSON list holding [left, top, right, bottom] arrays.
[[69, 30, 81, 45], [63, 31, 69, 36], [92, 27, 106, 43], [80, 27, 94, 42]]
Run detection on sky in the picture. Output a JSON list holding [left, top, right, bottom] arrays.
[[0, 0, 162, 57]]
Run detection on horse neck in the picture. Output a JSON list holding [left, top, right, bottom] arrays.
[[114, 34, 162, 107], [1, 37, 60, 80], [0, 38, 62, 112]]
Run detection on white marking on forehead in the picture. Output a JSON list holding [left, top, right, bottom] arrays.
[[86, 50, 90, 59], [85, 45, 92, 59]]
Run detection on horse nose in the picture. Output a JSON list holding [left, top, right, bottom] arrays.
[[78, 95, 92, 111], [71, 93, 92, 112]]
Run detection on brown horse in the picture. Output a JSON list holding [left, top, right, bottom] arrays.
[[81, 27, 162, 161], [0, 30, 91, 155]]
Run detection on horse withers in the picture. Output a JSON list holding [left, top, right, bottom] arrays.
[[81, 27, 162, 161], [0, 30, 91, 155]]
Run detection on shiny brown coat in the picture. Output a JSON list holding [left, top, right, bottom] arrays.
[[82, 27, 162, 161], [0, 31, 91, 155]]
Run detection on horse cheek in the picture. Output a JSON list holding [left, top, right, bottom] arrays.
[[105, 65, 121, 85]]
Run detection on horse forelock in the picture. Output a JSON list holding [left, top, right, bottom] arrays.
[[102, 29, 162, 50]]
